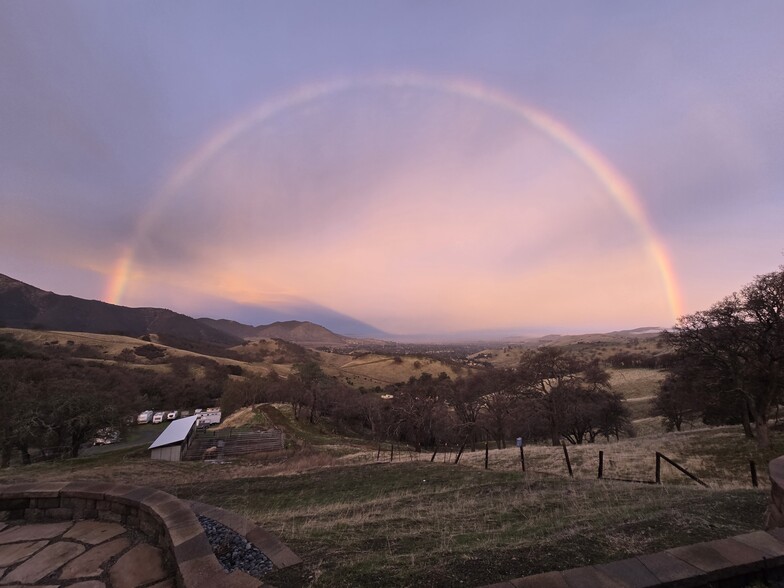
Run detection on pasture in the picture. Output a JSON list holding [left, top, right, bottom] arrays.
[[0, 422, 776, 587]]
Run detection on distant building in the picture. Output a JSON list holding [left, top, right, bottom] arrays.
[[148, 416, 198, 461], [195, 407, 222, 426]]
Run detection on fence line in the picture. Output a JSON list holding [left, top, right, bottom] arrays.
[[655, 452, 708, 487], [369, 442, 761, 488]]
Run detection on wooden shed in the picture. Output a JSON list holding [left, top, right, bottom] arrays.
[[149, 416, 198, 461]]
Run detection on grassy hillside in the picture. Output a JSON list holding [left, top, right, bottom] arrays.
[[0, 420, 774, 588], [5, 327, 665, 396], [609, 368, 665, 400], [480, 333, 669, 369], [1, 327, 269, 377], [6, 311, 777, 585], [317, 351, 467, 388], [609, 367, 666, 434], [185, 464, 765, 588], [0, 273, 241, 347]]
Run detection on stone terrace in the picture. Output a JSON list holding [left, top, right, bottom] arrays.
[[0, 519, 171, 587], [482, 529, 784, 588], [0, 482, 301, 588]]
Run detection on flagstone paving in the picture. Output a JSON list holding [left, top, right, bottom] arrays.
[[108, 545, 167, 588], [0, 524, 73, 545], [59, 539, 129, 580], [2, 542, 85, 584], [0, 520, 173, 587], [63, 524, 124, 547], [0, 542, 48, 568]]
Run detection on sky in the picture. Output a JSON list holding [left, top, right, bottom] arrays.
[[1, 1, 783, 339]]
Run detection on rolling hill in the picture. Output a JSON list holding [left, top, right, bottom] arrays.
[[199, 317, 349, 346], [0, 273, 241, 347]]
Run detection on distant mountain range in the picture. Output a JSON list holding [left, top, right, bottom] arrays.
[[0, 273, 666, 348], [0, 273, 349, 347]]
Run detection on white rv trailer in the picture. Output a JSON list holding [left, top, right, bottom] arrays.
[[196, 408, 221, 426]]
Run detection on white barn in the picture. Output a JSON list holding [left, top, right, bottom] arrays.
[[148, 416, 198, 462]]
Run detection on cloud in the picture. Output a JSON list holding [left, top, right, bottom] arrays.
[[4, 2, 782, 335], [117, 85, 671, 334]]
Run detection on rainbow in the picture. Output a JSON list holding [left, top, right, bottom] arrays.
[[105, 73, 683, 321]]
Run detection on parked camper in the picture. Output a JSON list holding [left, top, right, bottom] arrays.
[[152, 412, 165, 424], [137, 410, 154, 425], [196, 408, 221, 427], [166, 410, 179, 421]]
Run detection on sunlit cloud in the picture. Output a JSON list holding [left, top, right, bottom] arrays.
[[116, 81, 671, 334]]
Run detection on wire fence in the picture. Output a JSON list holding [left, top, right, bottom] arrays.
[[369, 437, 764, 490]]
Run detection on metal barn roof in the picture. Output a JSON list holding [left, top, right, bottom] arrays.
[[149, 416, 198, 450]]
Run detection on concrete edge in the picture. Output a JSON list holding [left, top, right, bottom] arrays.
[[479, 457, 784, 588], [187, 499, 302, 569]]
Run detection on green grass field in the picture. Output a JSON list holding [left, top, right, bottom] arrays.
[[176, 462, 765, 587]]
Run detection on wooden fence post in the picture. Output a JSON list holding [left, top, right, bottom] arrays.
[[750, 460, 759, 487], [656, 452, 708, 487], [430, 445, 438, 463], [520, 445, 526, 473], [598, 451, 604, 479], [655, 452, 661, 484], [484, 442, 489, 469], [454, 442, 466, 464], [376, 444, 381, 461], [562, 443, 573, 477]]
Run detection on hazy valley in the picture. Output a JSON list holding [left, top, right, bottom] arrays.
[[1, 270, 782, 586]]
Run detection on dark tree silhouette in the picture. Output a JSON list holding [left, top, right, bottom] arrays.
[[665, 267, 784, 448]]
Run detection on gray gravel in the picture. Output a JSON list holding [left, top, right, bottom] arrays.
[[197, 514, 274, 578]]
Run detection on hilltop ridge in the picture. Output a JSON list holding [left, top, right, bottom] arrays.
[[0, 273, 241, 348], [198, 317, 349, 346]]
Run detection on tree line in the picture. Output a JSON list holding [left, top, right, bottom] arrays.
[[0, 337, 234, 466], [656, 266, 784, 448], [222, 347, 633, 450]]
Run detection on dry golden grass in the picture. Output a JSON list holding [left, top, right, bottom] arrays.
[[632, 416, 666, 437], [482, 334, 667, 368], [1, 327, 269, 376], [317, 351, 465, 388], [453, 425, 779, 490], [215, 406, 257, 429], [610, 368, 666, 400], [0, 420, 775, 587], [0, 444, 352, 490], [178, 460, 766, 587], [3, 327, 152, 356]]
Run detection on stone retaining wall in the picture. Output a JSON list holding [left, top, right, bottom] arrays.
[[767, 455, 784, 529], [0, 481, 299, 587]]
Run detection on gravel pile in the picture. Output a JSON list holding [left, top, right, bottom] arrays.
[[197, 514, 274, 578]]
